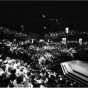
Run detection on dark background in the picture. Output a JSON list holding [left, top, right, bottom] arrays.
[[0, 2, 87, 34]]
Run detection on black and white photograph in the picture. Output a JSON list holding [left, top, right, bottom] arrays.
[[0, 1, 88, 88]]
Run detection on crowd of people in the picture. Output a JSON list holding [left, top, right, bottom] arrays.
[[0, 27, 86, 87]]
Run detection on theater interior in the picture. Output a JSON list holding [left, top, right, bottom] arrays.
[[0, 1, 88, 88]]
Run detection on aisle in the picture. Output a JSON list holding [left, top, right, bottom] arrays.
[[61, 60, 88, 85]]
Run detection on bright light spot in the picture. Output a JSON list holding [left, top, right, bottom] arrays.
[[65, 27, 69, 34], [43, 26, 47, 30], [42, 14, 46, 18]]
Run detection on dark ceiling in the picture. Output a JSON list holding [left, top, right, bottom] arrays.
[[0, 2, 87, 34]]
